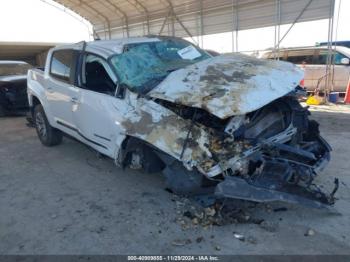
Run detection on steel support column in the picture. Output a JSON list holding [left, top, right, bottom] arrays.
[[325, 0, 336, 97], [273, 0, 281, 60], [104, 0, 129, 37]]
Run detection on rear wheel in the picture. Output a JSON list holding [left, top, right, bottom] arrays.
[[34, 104, 62, 146]]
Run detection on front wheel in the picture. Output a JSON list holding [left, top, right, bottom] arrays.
[[34, 104, 62, 146]]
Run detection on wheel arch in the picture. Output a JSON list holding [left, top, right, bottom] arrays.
[[115, 135, 168, 173], [28, 91, 55, 126], [30, 95, 42, 117]]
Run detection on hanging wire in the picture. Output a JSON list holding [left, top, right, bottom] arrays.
[[324, 0, 336, 99], [334, 0, 342, 45], [331, 0, 342, 88]]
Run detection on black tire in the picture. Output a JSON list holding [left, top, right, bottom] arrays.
[[163, 161, 215, 196], [0, 104, 5, 117], [34, 104, 62, 146]]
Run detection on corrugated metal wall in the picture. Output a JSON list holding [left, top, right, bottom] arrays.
[[54, 0, 333, 40]]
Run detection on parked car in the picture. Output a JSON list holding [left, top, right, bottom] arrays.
[[262, 46, 350, 92], [27, 36, 337, 208], [0, 61, 32, 116]]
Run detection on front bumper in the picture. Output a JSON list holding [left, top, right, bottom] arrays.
[[215, 175, 338, 210], [214, 133, 338, 209]]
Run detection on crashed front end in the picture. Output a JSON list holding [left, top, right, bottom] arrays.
[[154, 95, 336, 209], [120, 52, 337, 209], [210, 96, 335, 209]]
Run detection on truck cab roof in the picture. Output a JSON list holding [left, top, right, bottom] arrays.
[[53, 37, 165, 59]]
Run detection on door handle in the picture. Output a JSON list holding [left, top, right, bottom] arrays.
[[70, 97, 79, 103]]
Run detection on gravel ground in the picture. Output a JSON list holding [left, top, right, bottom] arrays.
[[1, 104, 350, 255]]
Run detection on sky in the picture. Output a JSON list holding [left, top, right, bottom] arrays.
[[0, 0, 349, 52], [0, 0, 91, 43]]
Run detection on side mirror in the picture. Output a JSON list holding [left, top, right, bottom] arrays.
[[115, 83, 126, 99], [340, 57, 350, 65]]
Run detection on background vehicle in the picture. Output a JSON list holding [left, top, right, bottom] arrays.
[[0, 61, 32, 116], [262, 46, 350, 92], [27, 37, 336, 208], [319, 41, 350, 49]]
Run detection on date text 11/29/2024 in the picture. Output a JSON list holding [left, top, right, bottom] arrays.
[[127, 256, 219, 261]]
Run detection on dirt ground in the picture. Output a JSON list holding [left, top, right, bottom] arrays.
[[1, 104, 350, 255]]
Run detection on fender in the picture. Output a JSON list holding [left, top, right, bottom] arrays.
[[27, 70, 55, 126], [113, 96, 232, 175]]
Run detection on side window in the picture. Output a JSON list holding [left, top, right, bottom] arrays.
[[50, 49, 77, 84], [81, 54, 116, 95], [286, 49, 314, 64], [314, 50, 348, 65], [333, 52, 347, 65], [265, 52, 285, 61]]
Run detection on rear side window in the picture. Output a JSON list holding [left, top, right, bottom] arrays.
[[314, 50, 348, 65], [50, 49, 78, 84], [286, 49, 314, 64]]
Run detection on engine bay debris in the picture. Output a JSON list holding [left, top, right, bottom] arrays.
[[114, 46, 337, 209]]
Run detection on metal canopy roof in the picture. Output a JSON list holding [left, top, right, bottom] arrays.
[[0, 42, 57, 65], [53, 0, 333, 40]]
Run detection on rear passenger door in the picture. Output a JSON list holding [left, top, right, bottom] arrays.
[[46, 49, 79, 133]]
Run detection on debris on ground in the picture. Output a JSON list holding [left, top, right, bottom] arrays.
[[265, 204, 273, 213], [56, 227, 66, 233], [233, 232, 245, 242], [204, 207, 216, 217], [172, 239, 192, 246], [173, 195, 265, 228], [192, 218, 199, 225], [259, 221, 279, 232], [247, 236, 258, 244], [304, 228, 315, 237], [196, 236, 204, 243], [183, 211, 195, 219], [56, 224, 71, 233]]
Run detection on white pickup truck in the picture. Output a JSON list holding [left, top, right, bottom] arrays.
[[27, 36, 337, 208]]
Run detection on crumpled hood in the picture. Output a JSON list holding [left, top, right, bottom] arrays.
[[148, 53, 303, 119]]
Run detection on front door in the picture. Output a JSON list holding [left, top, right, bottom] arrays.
[[73, 53, 122, 157]]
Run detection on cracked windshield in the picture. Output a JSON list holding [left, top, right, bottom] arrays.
[[110, 38, 210, 93]]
